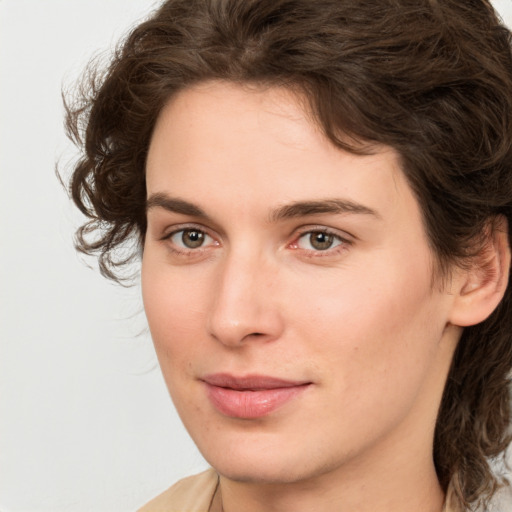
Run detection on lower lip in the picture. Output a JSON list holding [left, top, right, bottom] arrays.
[[204, 383, 310, 419]]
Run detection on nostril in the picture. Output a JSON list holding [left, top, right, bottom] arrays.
[[240, 332, 266, 342]]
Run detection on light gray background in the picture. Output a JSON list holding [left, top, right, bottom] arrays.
[[1, 1, 512, 511]]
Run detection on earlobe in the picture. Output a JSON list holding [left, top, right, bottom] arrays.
[[448, 216, 511, 327]]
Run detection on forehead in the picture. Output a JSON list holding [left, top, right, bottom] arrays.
[[146, 81, 422, 232], [148, 81, 330, 177]]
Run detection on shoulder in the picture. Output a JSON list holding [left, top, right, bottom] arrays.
[[138, 468, 219, 512]]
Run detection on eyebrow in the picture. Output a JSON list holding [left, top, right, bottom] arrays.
[[269, 199, 381, 222], [146, 193, 380, 222], [146, 194, 207, 217]]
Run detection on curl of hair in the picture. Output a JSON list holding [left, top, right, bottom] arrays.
[[64, 0, 512, 508]]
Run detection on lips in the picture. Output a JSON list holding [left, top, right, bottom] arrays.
[[202, 373, 311, 419]]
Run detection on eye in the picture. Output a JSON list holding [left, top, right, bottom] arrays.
[[168, 228, 215, 249], [295, 230, 345, 251]]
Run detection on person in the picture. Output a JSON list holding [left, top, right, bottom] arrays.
[[64, 0, 512, 510]]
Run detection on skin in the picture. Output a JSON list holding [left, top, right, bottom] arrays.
[[141, 81, 498, 512]]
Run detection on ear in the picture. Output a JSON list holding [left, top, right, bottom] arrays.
[[448, 216, 511, 327]]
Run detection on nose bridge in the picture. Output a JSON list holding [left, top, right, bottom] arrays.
[[207, 243, 282, 346]]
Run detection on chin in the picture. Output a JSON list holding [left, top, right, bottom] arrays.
[[212, 459, 312, 485], [196, 433, 334, 485]]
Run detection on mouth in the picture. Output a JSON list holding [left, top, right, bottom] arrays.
[[201, 373, 312, 419]]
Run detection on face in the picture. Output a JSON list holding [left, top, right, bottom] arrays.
[[142, 81, 460, 485]]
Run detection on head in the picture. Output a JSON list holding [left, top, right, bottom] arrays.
[[66, 0, 512, 509]]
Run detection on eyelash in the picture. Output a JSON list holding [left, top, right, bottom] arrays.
[[160, 224, 218, 256], [160, 225, 352, 258], [289, 227, 352, 257]]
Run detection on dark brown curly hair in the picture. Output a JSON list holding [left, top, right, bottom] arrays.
[[65, 0, 512, 509]]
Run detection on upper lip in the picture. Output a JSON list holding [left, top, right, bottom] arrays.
[[202, 373, 311, 391]]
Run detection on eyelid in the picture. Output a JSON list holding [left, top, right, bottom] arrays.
[[159, 223, 221, 257], [288, 225, 354, 254], [292, 224, 354, 242], [160, 222, 217, 241], [157, 222, 352, 256]]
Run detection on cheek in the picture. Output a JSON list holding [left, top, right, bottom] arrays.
[[141, 256, 210, 366], [287, 254, 445, 397]]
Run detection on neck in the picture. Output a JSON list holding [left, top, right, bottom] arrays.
[[218, 456, 444, 512], [217, 410, 446, 512]]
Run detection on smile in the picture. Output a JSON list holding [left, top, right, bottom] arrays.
[[202, 374, 312, 419]]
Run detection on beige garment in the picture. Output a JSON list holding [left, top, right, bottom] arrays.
[[138, 468, 461, 512], [138, 469, 220, 512]]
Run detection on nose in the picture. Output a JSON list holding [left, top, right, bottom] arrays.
[[207, 250, 284, 347]]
